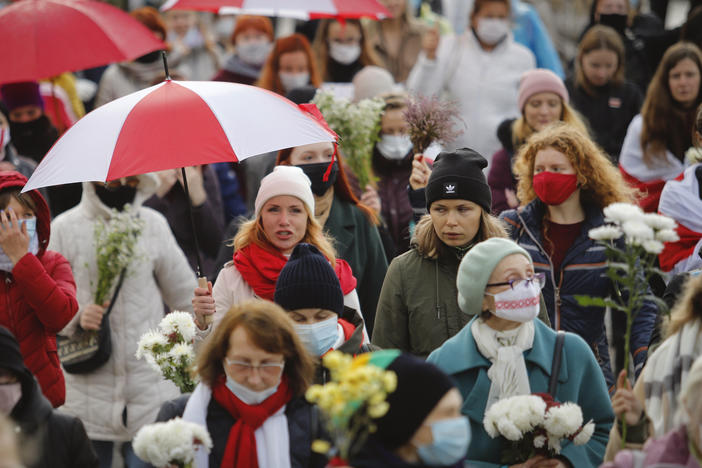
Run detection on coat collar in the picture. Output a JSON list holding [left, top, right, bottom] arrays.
[[429, 317, 568, 385]]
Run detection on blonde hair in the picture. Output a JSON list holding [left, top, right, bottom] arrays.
[[233, 203, 336, 264], [512, 101, 590, 147], [413, 210, 507, 259], [514, 122, 637, 209], [664, 273, 702, 338]]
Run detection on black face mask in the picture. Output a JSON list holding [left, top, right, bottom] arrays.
[[9, 115, 57, 162], [598, 13, 628, 35], [94, 184, 137, 211], [135, 50, 162, 64], [296, 162, 339, 197]]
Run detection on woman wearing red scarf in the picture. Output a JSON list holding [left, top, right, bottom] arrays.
[[182, 300, 325, 468], [192, 164, 359, 332]]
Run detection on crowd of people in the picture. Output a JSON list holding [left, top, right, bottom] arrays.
[[1, 0, 702, 467]]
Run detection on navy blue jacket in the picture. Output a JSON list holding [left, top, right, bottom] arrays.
[[501, 200, 657, 389]]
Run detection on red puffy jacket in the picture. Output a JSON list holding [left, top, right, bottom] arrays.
[[0, 171, 78, 408]]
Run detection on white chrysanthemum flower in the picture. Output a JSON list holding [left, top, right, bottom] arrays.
[[573, 421, 595, 446], [642, 213, 677, 231], [642, 240, 665, 254], [621, 220, 654, 242], [160, 311, 196, 343], [133, 418, 212, 466], [169, 343, 195, 363], [135, 331, 168, 359], [589, 225, 623, 241], [496, 419, 523, 441], [603, 203, 644, 224], [548, 435, 562, 454], [655, 229, 679, 243], [533, 435, 546, 448], [509, 395, 546, 433], [545, 403, 583, 438]]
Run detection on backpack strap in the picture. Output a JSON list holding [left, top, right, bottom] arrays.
[[548, 331, 566, 397]]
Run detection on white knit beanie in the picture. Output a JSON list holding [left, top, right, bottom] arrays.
[[254, 166, 315, 218]]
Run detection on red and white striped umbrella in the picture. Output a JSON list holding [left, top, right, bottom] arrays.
[[23, 80, 336, 192], [160, 0, 391, 20]]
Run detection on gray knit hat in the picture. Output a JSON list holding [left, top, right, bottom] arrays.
[[456, 238, 532, 314]]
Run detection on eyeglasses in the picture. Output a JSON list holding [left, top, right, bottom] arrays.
[[486, 272, 546, 290], [103, 177, 139, 191], [224, 358, 285, 379]]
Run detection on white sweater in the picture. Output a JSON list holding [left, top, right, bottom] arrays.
[[406, 31, 535, 166], [51, 175, 197, 441]]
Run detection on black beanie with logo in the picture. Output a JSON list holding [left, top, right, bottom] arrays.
[[425, 148, 491, 212]]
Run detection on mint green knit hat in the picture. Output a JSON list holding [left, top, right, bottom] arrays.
[[456, 238, 533, 314]]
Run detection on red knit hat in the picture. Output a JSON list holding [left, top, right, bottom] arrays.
[[517, 69, 569, 112]]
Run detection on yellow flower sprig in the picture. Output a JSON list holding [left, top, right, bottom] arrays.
[[306, 351, 398, 461]]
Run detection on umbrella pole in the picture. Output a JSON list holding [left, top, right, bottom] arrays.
[[180, 167, 212, 324], [161, 51, 171, 80]]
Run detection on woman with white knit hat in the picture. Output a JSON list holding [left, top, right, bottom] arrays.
[[192, 165, 360, 333]]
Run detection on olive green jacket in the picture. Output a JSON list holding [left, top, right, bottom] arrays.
[[324, 195, 388, 334], [371, 248, 550, 358]]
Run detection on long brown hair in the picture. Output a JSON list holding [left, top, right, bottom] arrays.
[[197, 300, 315, 397], [514, 122, 637, 209], [413, 210, 507, 259], [640, 42, 702, 166], [664, 273, 702, 338], [276, 146, 379, 225], [312, 19, 380, 82], [233, 202, 337, 264], [575, 25, 627, 96], [256, 33, 322, 96]]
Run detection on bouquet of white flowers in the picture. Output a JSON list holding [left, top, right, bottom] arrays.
[[312, 89, 385, 189], [136, 312, 198, 393], [93, 207, 143, 304], [577, 202, 679, 445], [133, 417, 212, 468], [483, 393, 595, 464]]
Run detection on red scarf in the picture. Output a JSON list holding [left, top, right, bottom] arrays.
[[233, 243, 357, 300], [211, 375, 292, 468], [620, 167, 669, 213], [659, 223, 702, 272]]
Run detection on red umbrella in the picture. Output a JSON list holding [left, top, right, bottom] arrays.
[[160, 0, 391, 20], [0, 0, 166, 84]]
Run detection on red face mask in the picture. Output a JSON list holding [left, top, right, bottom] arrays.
[[533, 171, 578, 205]]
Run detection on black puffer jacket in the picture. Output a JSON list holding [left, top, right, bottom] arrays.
[[1, 327, 97, 468]]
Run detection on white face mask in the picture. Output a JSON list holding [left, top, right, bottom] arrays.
[[328, 42, 362, 65], [0, 127, 9, 152], [0, 382, 22, 415], [294, 316, 339, 356], [226, 374, 281, 405], [237, 40, 272, 66], [485, 280, 541, 323], [279, 71, 310, 93], [377, 134, 413, 160], [0, 218, 39, 272], [475, 18, 510, 46]]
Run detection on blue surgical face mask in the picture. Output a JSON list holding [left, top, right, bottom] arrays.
[[226, 375, 280, 405], [416, 416, 471, 466], [0, 217, 39, 272], [294, 316, 339, 357]]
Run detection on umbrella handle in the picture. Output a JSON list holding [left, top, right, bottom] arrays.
[[198, 276, 213, 325]]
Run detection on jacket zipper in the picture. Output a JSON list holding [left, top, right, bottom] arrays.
[[517, 212, 561, 330]]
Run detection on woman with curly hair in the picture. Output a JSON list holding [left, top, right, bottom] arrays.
[[501, 123, 657, 389], [619, 42, 702, 212], [256, 33, 322, 95]]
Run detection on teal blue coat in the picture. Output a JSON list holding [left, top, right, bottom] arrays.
[[427, 319, 613, 468]]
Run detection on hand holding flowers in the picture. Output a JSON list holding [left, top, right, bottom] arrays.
[[133, 417, 212, 468]]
